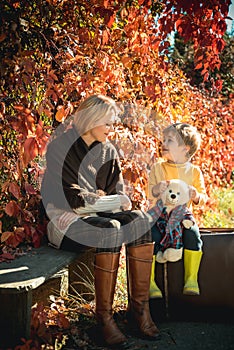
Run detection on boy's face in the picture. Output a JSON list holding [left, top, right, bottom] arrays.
[[161, 131, 189, 163]]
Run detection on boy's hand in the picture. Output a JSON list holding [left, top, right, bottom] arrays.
[[189, 185, 200, 204], [152, 181, 169, 197]]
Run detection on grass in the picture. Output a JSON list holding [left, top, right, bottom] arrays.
[[202, 186, 234, 228], [67, 247, 128, 312]]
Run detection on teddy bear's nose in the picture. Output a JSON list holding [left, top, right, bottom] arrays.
[[170, 194, 176, 199]]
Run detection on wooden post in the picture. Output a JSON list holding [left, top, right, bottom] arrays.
[[0, 290, 32, 348]]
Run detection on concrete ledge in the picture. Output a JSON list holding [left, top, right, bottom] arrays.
[[151, 229, 234, 321]]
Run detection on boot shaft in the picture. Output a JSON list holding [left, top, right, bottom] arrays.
[[184, 249, 203, 281], [183, 249, 203, 295], [127, 243, 154, 301], [126, 243, 160, 338], [94, 252, 120, 315]]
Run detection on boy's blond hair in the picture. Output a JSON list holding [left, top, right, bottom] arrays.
[[163, 123, 201, 159], [73, 94, 120, 135]]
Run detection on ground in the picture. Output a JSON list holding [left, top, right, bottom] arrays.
[[61, 309, 234, 350]]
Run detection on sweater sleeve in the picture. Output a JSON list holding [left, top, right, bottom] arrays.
[[73, 194, 122, 214]]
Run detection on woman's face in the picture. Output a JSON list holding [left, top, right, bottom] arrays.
[[89, 122, 113, 143], [82, 111, 116, 145]]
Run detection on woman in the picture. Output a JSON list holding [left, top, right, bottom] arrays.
[[41, 94, 159, 347]]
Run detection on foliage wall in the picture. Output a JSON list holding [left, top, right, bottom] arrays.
[[0, 0, 233, 254]]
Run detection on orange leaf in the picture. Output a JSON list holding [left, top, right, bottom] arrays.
[[23, 137, 39, 165], [0, 33, 7, 42], [55, 106, 66, 122], [102, 29, 109, 45], [195, 62, 203, 70], [1, 231, 13, 243]]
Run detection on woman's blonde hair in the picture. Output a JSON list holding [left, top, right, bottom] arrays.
[[163, 123, 201, 159], [73, 94, 120, 135]]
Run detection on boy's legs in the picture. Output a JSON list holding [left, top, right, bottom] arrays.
[[150, 225, 163, 298], [182, 224, 203, 295]]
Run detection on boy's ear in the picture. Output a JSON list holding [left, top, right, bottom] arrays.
[[184, 145, 190, 152], [184, 145, 190, 157]]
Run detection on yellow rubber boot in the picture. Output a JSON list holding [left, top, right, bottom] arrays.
[[183, 249, 203, 295], [149, 255, 163, 298]]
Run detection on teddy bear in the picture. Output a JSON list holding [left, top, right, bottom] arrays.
[[147, 179, 195, 263]]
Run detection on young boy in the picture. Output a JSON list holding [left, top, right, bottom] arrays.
[[148, 123, 207, 298]]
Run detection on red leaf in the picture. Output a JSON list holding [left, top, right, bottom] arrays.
[[57, 313, 70, 329], [0, 252, 15, 260], [9, 182, 21, 199], [107, 14, 115, 28], [23, 137, 39, 165], [195, 62, 203, 70], [32, 233, 42, 248], [0, 33, 7, 42], [5, 200, 20, 217], [25, 182, 37, 195]]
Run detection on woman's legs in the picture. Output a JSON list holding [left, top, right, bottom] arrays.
[[106, 210, 159, 338], [60, 210, 159, 343], [61, 216, 127, 346], [61, 215, 124, 252]]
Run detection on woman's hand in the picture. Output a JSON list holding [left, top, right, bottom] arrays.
[[119, 194, 132, 211], [58, 212, 78, 231]]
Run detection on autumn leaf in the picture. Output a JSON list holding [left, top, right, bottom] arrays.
[[195, 62, 203, 70], [23, 137, 39, 165], [9, 182, 21, 199], [1, 231, 13, 242], [25, 182, 37, 195], [0, 33, 6, 42], [0, 252, 15, 260], [5, 200, 20, 217]]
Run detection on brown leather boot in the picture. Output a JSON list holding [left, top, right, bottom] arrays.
[[94, 252, 127, 347], [127, 243, 160, 339]]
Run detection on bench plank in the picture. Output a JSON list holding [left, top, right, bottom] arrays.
[[0, 245, 79, 291], [0, 245, 79, 348]]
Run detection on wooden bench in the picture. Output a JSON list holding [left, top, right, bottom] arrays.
[[0, 244, 80, 348]]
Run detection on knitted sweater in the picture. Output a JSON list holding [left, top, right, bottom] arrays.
[[41, 124, 125, 248]]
